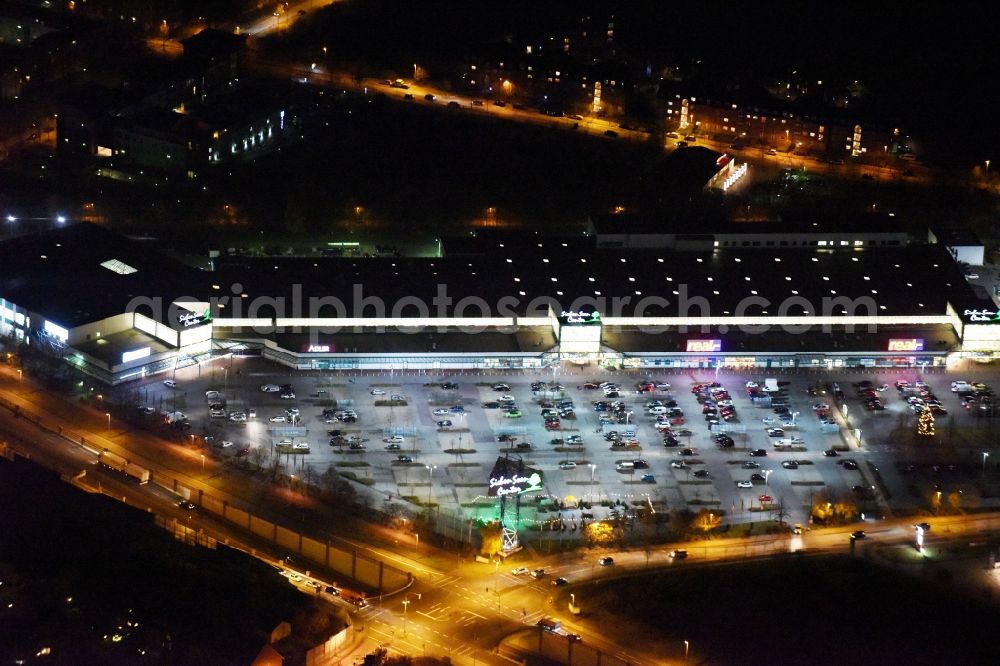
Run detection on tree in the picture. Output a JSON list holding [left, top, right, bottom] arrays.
[[249, 445, 269, 470], [773, 496, 790, 526], [917, 407, 935, 436], [320, 465, 357, 504], [479, 521, 503, 557], [691, 508, 722, 532]]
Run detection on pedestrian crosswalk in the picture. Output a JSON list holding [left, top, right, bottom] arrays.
[[429, 573, 462, 588]]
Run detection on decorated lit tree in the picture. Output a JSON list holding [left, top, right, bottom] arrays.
[[917, 407, 935, 436]]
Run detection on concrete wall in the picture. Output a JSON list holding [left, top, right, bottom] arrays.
[[69, 312, 134, 346]]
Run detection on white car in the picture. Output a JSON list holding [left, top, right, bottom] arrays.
[[383, 436, 405, 444], [499, 395, 516, 402], [511, 567, 530, 576], [229, 412, 247, 422], [745, 381, 759, 389], [737, 480, 753, 488], [670, 461, 687, 469], [205, 390, 220, 400], [220, 440, 234, 448], [293, 442, 310, 450], [559, 461, 577, 470], [761, 416, 776, 425], [371, 388, 387, 396], [433, 408, 450, 416], [163, 379, 177, 389], [269, 415, 287, 423]]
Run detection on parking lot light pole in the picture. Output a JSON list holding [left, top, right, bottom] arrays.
[[589, 464, 596, 502], [984, 452, 990, 476], [763, 469, 773, 487], [426, 464, 437, 505]]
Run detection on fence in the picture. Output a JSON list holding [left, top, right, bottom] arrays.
[[0, 392, 411, 594]]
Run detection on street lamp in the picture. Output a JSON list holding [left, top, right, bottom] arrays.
[[105, 412, 111, 430], [425, 464, 437, 505], [589, 464, 597, 502], [201, 453, 205, 472], [685, 640, 690, 661], [983, 451, 990, 476], [763, 469, 773, 486]]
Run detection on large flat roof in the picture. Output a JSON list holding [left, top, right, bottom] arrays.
[[0, 223, 205, 328], [589, 211, 913, 238], [3, 225, 992, 330], [215, 242, 986, 319]]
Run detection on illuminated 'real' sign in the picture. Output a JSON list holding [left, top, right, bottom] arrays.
[[887, 338, 924, 352], [686, 339, 722, 353]]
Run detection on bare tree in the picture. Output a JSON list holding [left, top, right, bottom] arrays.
[[301, 463, 318, 495], [249, 445, 269, 470], [773, 496, 790, 527]]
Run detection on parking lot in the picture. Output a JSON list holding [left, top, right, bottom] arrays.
[[135, 357, 1000, 535]]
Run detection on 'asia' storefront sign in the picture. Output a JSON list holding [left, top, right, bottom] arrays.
[[965, 309, 1000, 323], [686, 339, 722, 353], [887, 338, 924, 352]]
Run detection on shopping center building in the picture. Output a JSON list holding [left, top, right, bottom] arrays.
[[2, 223, 999, 385]]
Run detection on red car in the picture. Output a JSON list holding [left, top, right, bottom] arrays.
[[545, 421, 562, 430], [759, 494, 774, 503], [581, 382, 600, 390], [669, 416, 686, 425]]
